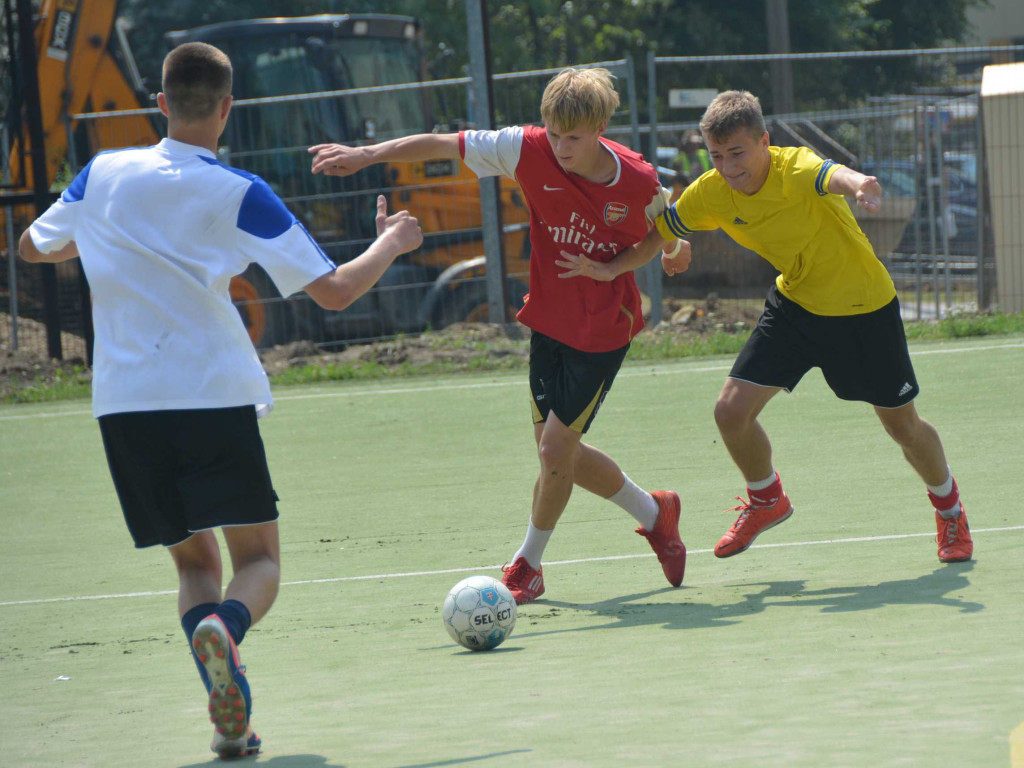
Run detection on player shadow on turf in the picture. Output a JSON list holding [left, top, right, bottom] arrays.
[[519, 562, 980, 635], [391, 749, 533, 767], [178, 754, 347, 768], [178, 749, 533, 768], [518, 585, 758, 635], [761, 561, 982, 614]]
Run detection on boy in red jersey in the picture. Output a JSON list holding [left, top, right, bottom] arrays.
[[559, 90, 971, 565], [310, 68, 690, 603]]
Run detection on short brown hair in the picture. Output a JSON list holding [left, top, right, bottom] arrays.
[[162, 42, 232, 123], [540, 67, 619, 132], [699, 90, 766, 143]]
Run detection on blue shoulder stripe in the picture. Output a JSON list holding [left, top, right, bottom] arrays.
[[61, 146, 157, 203], [196, 155, 299, 239], [237, 178, 297, 239], [298, 221, 336, 270], [664, 206, 695, 238], [61, 157, 96, 203], [815, 159, 836, 196]]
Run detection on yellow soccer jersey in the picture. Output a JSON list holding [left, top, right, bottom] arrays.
[[655, 146, 895, 316]]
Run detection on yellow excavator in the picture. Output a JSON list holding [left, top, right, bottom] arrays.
[[3, 1, 529, 353]]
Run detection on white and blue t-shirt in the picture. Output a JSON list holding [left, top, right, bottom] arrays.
[[28, 138, 335, 418]]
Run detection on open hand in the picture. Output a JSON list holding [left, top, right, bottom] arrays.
[[555, 250, 614, 281], [855, 175, 882, 213], [309, 143, 367, 176], [375, 195, 422, 255]]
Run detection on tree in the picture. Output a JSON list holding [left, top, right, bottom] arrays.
[[117, 0, 989, 105]]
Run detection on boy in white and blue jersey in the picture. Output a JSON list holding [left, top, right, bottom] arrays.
[[20, 42, 422, 759]]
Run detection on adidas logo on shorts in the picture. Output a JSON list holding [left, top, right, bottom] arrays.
[[898, 382, 913, 397]]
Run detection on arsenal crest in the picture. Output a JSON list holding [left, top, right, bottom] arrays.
[[604, 202, 628, 226]]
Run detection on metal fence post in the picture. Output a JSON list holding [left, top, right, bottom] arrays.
[[2, 125, 18, 351], [646, 51, 658, 169], [624, 54, 641, 153], [974, 94, 987, 311], [465, 0, 507, 325]]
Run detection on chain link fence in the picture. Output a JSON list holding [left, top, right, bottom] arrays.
[[647, 44, 1024, 321], [4, 43, 1023, 360]]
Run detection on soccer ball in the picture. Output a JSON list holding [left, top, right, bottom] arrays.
[[442, 575, 517, 651]]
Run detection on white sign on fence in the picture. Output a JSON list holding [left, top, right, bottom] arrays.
[[668, 88, 718, 109]]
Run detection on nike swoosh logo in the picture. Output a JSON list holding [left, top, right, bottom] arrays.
[[543, 184, 563, 191]]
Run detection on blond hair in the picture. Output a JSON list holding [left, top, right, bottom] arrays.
[[699, 90, 766, 143], [540, 67, 619, 132]]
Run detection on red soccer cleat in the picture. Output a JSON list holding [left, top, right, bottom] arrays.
[[715, 491, 793, 558], [935, 507, 973, 563], [635, 490, 686, 587], [929, 481, 973, 563], [501, 556, 545, 604]]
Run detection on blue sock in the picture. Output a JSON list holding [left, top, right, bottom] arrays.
[[215, 599, 252, 646], [182, 602, 219, 692]]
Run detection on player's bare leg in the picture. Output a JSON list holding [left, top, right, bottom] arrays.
[[572, 442, 625, 498], [573, 441, 686, 585], [170, 530, 223, 620], [875, 402, 972, 562], [502, 416, 581, 603], [874, 402, 948, 485], [714, 378, 782, 482], [531, 414, 583, 529], [713, 378, 793, 557], [222, 521, 281, 624]]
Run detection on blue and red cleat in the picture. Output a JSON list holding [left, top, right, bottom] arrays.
[[192, 614, 261, 759]]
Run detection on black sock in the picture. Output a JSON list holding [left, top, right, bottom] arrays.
[[214, 599, 253, 645]]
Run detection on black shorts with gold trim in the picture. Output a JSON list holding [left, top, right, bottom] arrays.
[[528, 331, 629, 434]]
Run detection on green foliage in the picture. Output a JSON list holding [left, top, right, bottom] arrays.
[[6, 365, 91, 404], [6, 313, 1023, 404], [118, 0, 988, 100], [904, 310, 1024, 340]]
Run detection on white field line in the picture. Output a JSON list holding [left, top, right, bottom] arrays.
[[1, 339, 1022, 423], [2, 525, 1021, 608]]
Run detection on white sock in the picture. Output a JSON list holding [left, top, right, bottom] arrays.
[[927, 471, 954, 500], [513, 521, 553, 569], [928, 470, 959, 517], [746, 471, 778, 492], [608, 474, 659, 531]]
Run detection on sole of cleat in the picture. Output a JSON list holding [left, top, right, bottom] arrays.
[[193, 621, 248, 741]]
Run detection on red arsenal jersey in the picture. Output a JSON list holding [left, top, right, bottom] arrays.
[[460, 125, 661, 352]]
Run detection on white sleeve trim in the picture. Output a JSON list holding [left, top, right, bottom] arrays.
[[462, 126, 524, 179]]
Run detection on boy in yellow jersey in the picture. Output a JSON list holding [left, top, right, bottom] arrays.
[[555, 90, 972, 564]]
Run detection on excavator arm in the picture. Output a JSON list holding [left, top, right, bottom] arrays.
[[6, 0, 158, 193]]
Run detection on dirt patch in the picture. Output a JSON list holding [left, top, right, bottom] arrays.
[[1, 296, 758, 400], [259, 321, 532, 374]]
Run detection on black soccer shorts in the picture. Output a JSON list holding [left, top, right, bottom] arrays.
[[98, 405, 280, 548], [528, 331, 630, 434], [730, 285, 920, 409]]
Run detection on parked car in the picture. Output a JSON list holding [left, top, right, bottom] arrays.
[[859, 160, 978, 256]]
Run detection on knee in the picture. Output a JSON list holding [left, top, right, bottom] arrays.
[[171, 533, 221, 577], [537, 438, 575, 474], [714, 396, 749, 433]]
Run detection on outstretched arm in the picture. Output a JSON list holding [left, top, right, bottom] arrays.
[[309, 134, 461, 176], [303, 195, 423, 310], [829, 165, 882, 213]]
